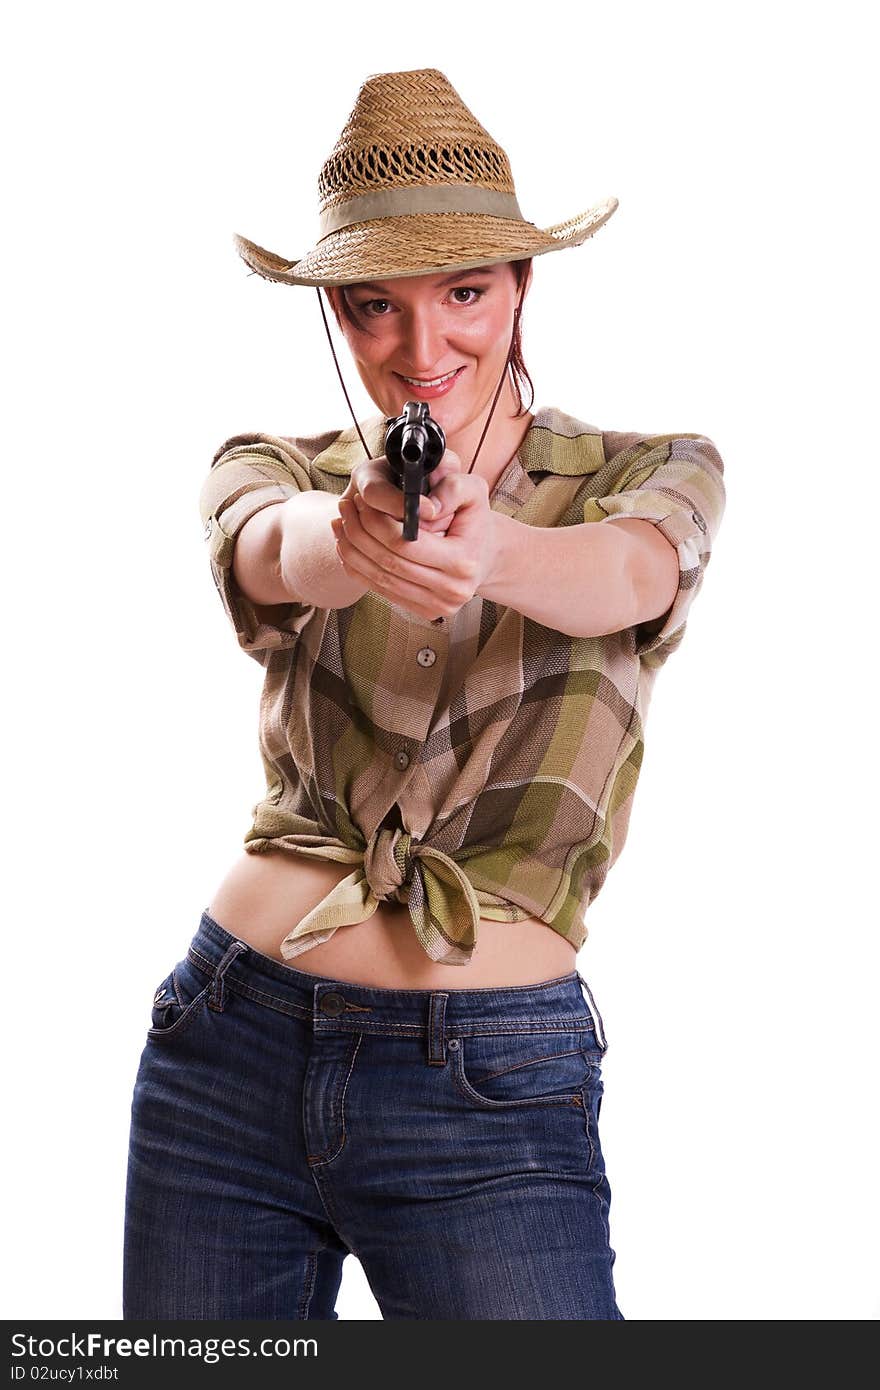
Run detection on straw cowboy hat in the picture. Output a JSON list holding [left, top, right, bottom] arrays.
[[233, 67, 619, 288]]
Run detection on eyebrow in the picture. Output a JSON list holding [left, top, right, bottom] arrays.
[[347, 268, 498, 293]]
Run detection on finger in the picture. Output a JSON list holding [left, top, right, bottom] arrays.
[[334, 534, 450, 619], [348, 459, 395, 515], [352, 456, 431, 522], [425, 466, 487, 526], [351, 490, 442, 540], [416, 513, 448, 533], [342, 494, 431, 568], [356, 456, 454, 525], [337, 499, 453, 582], [336, 536, 434, 600], [438, 448, 463, 474], [423, 449, 464, 497]]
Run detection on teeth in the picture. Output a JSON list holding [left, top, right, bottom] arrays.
[[400, 369, 460, 387]]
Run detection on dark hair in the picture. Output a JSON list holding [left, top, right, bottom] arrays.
[[326, 258, 535, 417]]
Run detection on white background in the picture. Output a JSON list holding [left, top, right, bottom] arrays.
[[3, 0, 877, 1321]]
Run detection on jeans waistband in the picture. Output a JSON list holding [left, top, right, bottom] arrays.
[[189, 910, 608, 1047]]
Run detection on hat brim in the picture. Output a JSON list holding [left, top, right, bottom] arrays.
[[233, 197, 618, 288]]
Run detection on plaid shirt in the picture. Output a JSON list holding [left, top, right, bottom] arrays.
[[199, 406, 726, 966]]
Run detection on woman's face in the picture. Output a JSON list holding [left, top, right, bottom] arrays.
[[326, 261, 532, 438]]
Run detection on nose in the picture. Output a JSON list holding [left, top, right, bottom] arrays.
[[400, 307, 447, 376]]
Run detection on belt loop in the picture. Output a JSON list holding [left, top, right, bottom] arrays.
[[577, 971, 608, 1053], [208, 939, 249, 1013], [427, 991, 449, 1066]]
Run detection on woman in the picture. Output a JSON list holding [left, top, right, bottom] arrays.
[[123, 68, 725, 1321]]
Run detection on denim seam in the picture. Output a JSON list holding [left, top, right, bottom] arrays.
[[578, 1084, 614, 1216], [146, 984, 212, 1042], [207, 943, 248, 1013], [578, 1082, 598, 1172], [305, 1034, 363, 1165], [450, 1043, 585, 1110], [315, 1020, 598, 1038], [188, 948, 314, 1021], [187, 947, 598, 1036], [478, 1047, 596, 1084], [297, 1248, 321, 1320], [306, 1168, 360, 1261]]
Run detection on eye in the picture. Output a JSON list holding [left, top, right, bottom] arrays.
[[450, 287, 484, 305], [362, 298, 392, 316]]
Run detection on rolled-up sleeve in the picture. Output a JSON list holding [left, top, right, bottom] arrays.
[[582, 433, 726, 662], [198, 432, 317, 660]]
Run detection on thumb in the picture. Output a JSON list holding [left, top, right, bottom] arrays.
[[429, 447, 464, 489]]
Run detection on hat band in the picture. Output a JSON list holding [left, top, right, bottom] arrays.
[[318, 184, 526, 238]]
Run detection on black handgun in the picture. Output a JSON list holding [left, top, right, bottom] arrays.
[[383, 401, 446, 541]]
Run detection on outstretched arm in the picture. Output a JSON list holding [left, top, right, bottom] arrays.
[[477, 512, 679, 640], [234, 492, 369, 613]]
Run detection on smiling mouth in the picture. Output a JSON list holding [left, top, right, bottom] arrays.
[[394, 367, 465, 388]]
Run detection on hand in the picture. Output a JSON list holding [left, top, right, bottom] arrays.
[[329, 450, 501, 623], [338, 451, 450, 531]]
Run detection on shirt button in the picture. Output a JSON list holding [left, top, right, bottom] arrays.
[[416, 647, 437, 667], [431, 617, 445, 626], [319, 991, 346, 1016], [203, 520, 212, 539], [394, 750, 410, 770]]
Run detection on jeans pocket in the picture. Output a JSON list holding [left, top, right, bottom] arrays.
[[147, 954, 212, 1042], [449, 1028, 602, 1110]]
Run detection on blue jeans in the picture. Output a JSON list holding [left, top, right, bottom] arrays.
[[123, 911, 624, 1320]]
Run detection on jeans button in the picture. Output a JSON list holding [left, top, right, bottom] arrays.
[[319, 991, 346, 1016]]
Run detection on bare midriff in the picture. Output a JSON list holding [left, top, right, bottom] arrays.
[[205, 849, 578, 989]]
